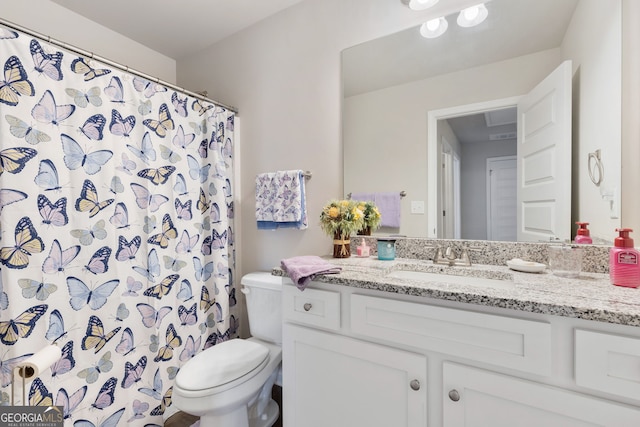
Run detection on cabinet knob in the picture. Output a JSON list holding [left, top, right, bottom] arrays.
[[303, 303, 312, 311], [410, 379, 421, 391], [448, 389, 460, 402]]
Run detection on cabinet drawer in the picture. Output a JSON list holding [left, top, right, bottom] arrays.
[[351, 294, 551, 376], [575, 329, 640, 401], [283, 283, 340, 331]]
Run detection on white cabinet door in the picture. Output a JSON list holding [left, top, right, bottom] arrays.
[[282, 324, 427, 427], [443, 363, 640, 427]]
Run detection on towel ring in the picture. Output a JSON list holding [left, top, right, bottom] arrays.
[[588, 150, 603, 186]]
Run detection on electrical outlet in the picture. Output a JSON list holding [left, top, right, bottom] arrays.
[[411, 201, 425, 214]]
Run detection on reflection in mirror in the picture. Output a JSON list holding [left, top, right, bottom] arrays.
[[440, 106, 517, 241], [343, 0, 621, 243]]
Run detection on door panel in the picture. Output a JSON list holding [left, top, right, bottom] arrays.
[[517, 60, 572, 241]]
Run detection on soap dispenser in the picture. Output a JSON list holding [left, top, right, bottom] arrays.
[[610, 228, 640, 288], [357, 238, 370, 257], [575, 222, 592, 244]]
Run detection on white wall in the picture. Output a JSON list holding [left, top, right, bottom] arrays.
[[1, 1, 176, 82], [562, 0, 622, 242], [344, 48, 561, 237]]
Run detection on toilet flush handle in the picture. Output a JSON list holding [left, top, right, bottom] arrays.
[[240, 287, 249, 294]]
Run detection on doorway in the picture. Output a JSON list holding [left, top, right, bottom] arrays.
[[428, 97, 520, 240]]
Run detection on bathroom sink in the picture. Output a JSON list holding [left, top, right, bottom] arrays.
[[386, 270, 514, 290]]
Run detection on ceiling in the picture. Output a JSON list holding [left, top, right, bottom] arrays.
[[51, 0, 306, 59], [447, 108, 516, 145], [342, 0, 579, 97]]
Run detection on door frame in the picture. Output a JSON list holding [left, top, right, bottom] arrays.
[[427, 96, 521, 238]]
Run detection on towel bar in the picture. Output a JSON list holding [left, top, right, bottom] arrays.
[[347, 191, 406, 199]]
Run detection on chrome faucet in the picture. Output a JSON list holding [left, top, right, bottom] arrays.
[[433, 246, 475, 267]]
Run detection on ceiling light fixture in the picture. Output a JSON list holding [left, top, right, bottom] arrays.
[[457, 3, 488, 27], [420, 17, 448, 39], [408, 0, 440, 11]]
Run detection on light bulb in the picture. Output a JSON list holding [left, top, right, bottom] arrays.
[[463, 6, 479, 21], [457, 3, 488, 27], [420, 17, 448, 38], [408, 0, 440, 11], [426, 18, 440, 32]]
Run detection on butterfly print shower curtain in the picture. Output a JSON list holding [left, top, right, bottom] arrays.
[[0, 26, 237, 426]]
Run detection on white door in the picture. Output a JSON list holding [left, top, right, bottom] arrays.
[[517, 60, 572, 242], [282, 324, 427, 427], [442, 138, 455, 238], [487, 156, 517, 241], [443, 363, 640, 427]]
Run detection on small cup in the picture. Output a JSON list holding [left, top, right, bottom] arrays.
[[377, 238, 397, 261], [548, 245, 582, 278]]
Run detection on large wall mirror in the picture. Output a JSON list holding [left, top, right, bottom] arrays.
[[343, 0, 621, 243]]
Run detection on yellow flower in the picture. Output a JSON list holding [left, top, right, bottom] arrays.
[[352, 207, 363, 220], [320, 199, 366, 238]]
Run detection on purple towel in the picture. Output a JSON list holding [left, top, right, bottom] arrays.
[[375, 192, 401, 228], [281, 256, 341, 290]]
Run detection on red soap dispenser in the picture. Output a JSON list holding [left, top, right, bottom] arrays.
[[610, 228, 640, 288], [575, 222, 592, 244]]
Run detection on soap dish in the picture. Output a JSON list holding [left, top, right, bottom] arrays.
[[507, 258, 546, 273]]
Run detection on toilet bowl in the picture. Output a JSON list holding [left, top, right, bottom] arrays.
[[173, 273, 283, 427]]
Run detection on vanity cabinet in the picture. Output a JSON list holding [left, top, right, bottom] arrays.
[[282, 285, 427, 427], [283, 324, 427, 427], [281, 281, 640, 426], [443, 363, 640, 426]]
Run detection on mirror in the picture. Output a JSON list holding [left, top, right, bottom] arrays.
[[343, 0, 621, 243]]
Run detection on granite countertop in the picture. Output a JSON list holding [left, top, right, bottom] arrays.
[[274, 256, 640, 327]]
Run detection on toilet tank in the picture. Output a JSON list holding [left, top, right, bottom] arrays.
[[241, 272, 283, 344]]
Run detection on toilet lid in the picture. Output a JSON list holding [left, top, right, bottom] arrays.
[[176, 339, 269, 391]]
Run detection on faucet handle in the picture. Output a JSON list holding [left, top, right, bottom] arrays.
[[458, 247, 479, 266]]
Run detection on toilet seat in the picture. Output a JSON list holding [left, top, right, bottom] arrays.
[[176, 339, 269, 392]]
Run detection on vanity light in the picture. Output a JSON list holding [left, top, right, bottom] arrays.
[[420, 17, 448, 38], [408, 0, 440, 11], [457, 3, 488, 27]]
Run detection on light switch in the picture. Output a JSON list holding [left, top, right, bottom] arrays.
[[411, 200, 425, 214]]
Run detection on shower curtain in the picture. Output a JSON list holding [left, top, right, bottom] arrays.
[[0, 25, 237, 426]]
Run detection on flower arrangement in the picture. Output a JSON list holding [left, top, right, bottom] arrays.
[[356, 201, 381, 235], [320, 199, 365, 238], [320, 199, 365, 257]]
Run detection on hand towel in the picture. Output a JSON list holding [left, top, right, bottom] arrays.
[[281, 256, 341, 290], [374, 192, 401, 228], [256, 170, 308, 230], [255, 172, 277, 221]]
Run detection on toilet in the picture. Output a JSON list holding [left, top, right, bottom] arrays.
[[173, 272, 283, 427]]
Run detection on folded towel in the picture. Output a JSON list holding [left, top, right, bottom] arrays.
[[281, 256, 341, 290], [375, 192, 401, 228], [256, 172, 277, 220], [256, 170, 308, 230]]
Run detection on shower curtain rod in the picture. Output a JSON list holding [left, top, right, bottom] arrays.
[[0, 17, 238, 114]]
